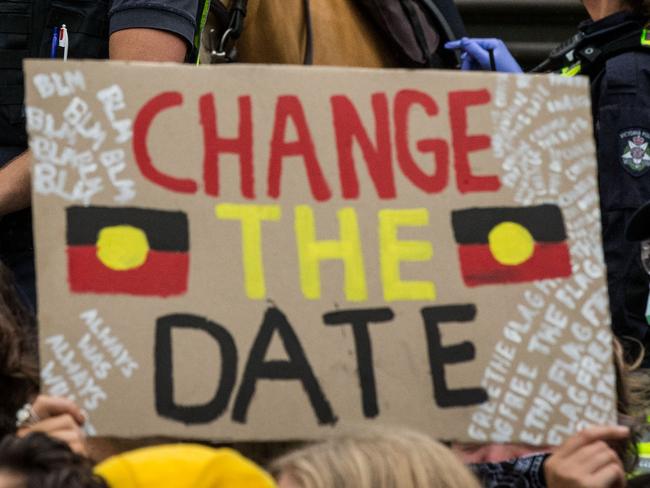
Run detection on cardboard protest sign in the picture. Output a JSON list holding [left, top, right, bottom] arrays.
[[25, 60, 615, 444]]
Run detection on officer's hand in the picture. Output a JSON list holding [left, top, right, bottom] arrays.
[[445, 38, 522, 73]]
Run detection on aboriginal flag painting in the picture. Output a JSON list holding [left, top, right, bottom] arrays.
[[451, 204, 572, 287], [66, 206, 189, 296]]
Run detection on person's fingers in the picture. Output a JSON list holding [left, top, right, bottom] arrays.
[[47, 429, 87, 456], [461, 40, 490, 69], [460, 53, 480, 71], [472, 38, 503, 50], [16, 414, 88, 456], [544, 436, 626, 488], [468, 57, 483, 71], [47, 428, 84, 445], [586, 462, 626, 488], [19, 414, 78, 435], [569, 440, 611, 466], [556, 426, 629, 456], [444, 40, 463, 50], [460, 52, 473, 71], [33, 395, 86, 425], [31, 395, 85, 425], [578, 444, 622, 474]]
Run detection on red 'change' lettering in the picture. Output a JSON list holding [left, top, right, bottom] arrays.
[[448, 89, 500, 194], [267, 95, 331, 202], [394, 89, 449, 194], [331, 93, 395, 200], [134, 87, 499, 200], [200, 94, 254, 199], [133, 92, 198, 194]]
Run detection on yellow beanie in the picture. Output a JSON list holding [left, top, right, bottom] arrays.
[[94, 444, 277, 488]]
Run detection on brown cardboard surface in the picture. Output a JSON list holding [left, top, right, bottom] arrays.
[[25, 60, 614, 444]]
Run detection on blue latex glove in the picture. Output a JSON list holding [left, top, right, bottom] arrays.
[[444, 38, 522, 73]]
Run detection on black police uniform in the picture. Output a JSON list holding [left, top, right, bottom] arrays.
[[574, 12, 650, 345], [0, 0, 200, 311]]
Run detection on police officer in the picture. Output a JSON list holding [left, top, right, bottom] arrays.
[[0, 0, 203, 312], [446, 0, 650, 350]]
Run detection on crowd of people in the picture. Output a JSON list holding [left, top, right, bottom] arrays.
[[1, 0, 650, 486]]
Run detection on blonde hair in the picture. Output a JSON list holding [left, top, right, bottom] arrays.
[[613, 336, 648, 473], [269, 427, 481, 488], [614, 336, 649, 417]]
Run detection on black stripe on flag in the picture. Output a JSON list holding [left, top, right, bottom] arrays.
[[451, 204, 567, 244], [66, 206, 189, 252]]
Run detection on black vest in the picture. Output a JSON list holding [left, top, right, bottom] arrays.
[[0, 0, 110, 147]]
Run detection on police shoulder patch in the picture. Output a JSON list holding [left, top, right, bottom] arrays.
[[619, 128, 650, 176]]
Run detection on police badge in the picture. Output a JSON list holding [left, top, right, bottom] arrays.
[[619, 128, 650, 176]]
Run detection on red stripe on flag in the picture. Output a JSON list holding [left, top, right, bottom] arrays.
[[457, 242, 572, 287], [67, 245, 189, 297]]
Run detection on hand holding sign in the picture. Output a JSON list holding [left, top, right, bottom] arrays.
[[544, 426, 629, 488], [17, 395, 88, 456]]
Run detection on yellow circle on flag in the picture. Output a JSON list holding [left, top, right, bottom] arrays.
[[488, 221, 535, 266], [96, 225, 150, 271]]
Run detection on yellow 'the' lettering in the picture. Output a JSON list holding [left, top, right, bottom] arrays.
[[295, 206, 367, 301], [215, 204, 281, 299], [379, 208, 435, 301]]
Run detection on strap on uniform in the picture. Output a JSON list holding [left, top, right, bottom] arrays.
[[530, 32, 585, 73], [416, 0, 465, 64], [642, 22, 650, 46], [535, 21, 650, 76], [417, 0, 465, 41], [561, 25, 650, 77], [210, 0, 248, 63], [303, 0, 313, 65], [207, 0, 313, 65], [192, 0, 212, 64], [561, 62, 582, 77]]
